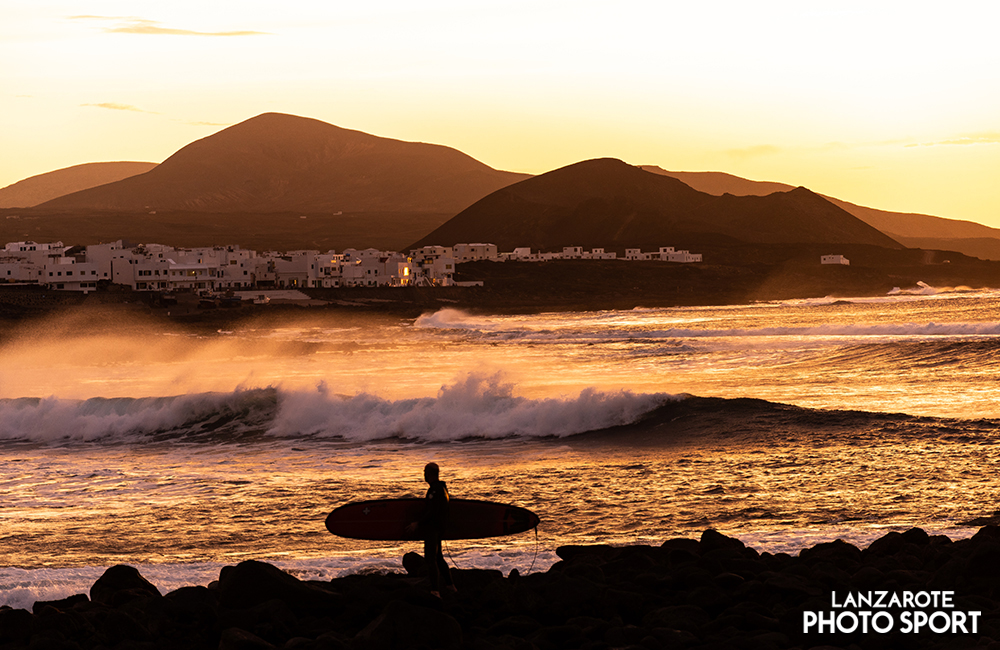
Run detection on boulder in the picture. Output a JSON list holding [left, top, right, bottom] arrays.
[[798, 539, 862, 566], [31, 594, 89, 615], [219, 626, 277, 650], [217, 560, 341, 610], [90, 565, 161, 607], [700, 529, 746, 554], [353, 599, 461, 650], [0, 607, 34, 642]]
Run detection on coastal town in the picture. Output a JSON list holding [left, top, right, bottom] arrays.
[[0, 239, 704, 295]]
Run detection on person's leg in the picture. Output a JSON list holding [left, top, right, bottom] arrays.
[[437, 552, 455, 591], [424, 538, 441, 592]]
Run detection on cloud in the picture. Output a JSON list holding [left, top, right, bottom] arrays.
[[906, 133, 1000, 148], [82, 102, 157, 114], [725, 144, 782, 160], [68, 15, 268, 37]]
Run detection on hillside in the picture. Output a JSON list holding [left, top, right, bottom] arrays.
[[642, 165, 1000, 260], [0, 162, 157, 208], [411, 159, 902, 253], [39, 113, 530, 214]]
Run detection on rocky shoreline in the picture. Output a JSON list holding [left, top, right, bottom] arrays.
[[3, 527, 999, 650]]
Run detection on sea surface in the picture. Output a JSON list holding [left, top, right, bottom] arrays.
[[3, 285, 1000, 608]]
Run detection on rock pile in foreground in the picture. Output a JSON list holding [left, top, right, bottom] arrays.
[[3, 527, 1000, 649]]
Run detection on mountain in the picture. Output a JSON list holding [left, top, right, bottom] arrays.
[[411, 159, 902, 252], [38, 113, 530, 214], [0, 162, 157, 208], [642, 166, 1000, 260]]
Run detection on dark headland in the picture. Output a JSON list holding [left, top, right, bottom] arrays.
[[4, 526, 1000, 649]]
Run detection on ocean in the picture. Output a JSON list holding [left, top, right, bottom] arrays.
[[3, 285, 1000, 609]]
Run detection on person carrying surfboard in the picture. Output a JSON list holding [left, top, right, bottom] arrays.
[[406, 462, 456, 597]]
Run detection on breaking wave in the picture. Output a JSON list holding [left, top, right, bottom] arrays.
[[414, 308, 1000, 342], [0, 373, 675, 444]]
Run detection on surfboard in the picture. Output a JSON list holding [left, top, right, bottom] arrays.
[[325, 498, 540, 541]]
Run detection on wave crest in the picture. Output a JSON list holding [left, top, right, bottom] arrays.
[[0, 375, 675, 443], [270, 372, 674, 441]]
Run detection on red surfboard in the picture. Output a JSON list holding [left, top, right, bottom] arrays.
[[325, 498, 540, 541]]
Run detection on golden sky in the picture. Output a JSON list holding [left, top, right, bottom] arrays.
[[2, 1, 999, 226]]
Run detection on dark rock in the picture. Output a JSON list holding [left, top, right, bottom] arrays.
[[900, 527, 931, 545], [288, 631, 350, 650], [401, 552, 426, 576], [699, 529, 746, 554], [90, 565, 161, 607], [560, 562, 606, 585], [555, 545, 618, 565], [798, 539, 862, 566], [0, 607, 34, 641], [31, 595, 89, 615], [474, 633, 540, 650], [603, 587, 654, 625], [30, 605, 96, 643], [603, 623, 646, 647], [687, 584, 733, 615], [451, 568, 504, 592], [660, 537, 701, 555], [219, 598, 298, 646], [849, 565, 884, 588], [219, 627, 277, 650], [761, 571, 823, 598], [713, 572, 745, 589], [565, 615, 610, 640], [642, 604, 710, 633], [218, 560, 341, 610], [648, 626, 698, 646], [864, 531, 908, 558], [353, 599, 462, 650], [486, 615, 542, 637], [666, 548, 700, 568], [527, 624, 587, 650], [972, 524, 1000, 544], [88, 606, 153, 646], [11, 526, 1000, 650]]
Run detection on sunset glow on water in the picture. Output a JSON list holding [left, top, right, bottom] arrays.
[[3, 288, 1000, 607]]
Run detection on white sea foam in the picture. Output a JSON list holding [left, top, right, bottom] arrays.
[[0, 391, 273, 443], [412, 306, 1000, 343], [0, 374, 674, 443], [413, 308, 498, 331], [269, 372, 674, 441]]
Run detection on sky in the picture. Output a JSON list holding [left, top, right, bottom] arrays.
[[2, 1, 999, 226]]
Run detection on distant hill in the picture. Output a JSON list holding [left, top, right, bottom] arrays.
[[39, 113, 530, 214], [642, 166, 1000, 260], [411, 159, 901, 253], [0, 162, 157, 208]]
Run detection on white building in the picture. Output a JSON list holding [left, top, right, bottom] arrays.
[[42, 257, 99, 292], [3, 241, 66, 264], [666, 249, 703, 263], [409, 246, 456, 286], [340, 249, 413, 287], [453, 243, 498, 263], [582, 248, 617, 260], [0, 258, 43, 284], [821, 255, 850, 266]]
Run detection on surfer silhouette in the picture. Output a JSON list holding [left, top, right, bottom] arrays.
[[406, 462, 455, 597]]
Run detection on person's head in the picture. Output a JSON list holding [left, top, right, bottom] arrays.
[[424, 462, 440, 483]]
